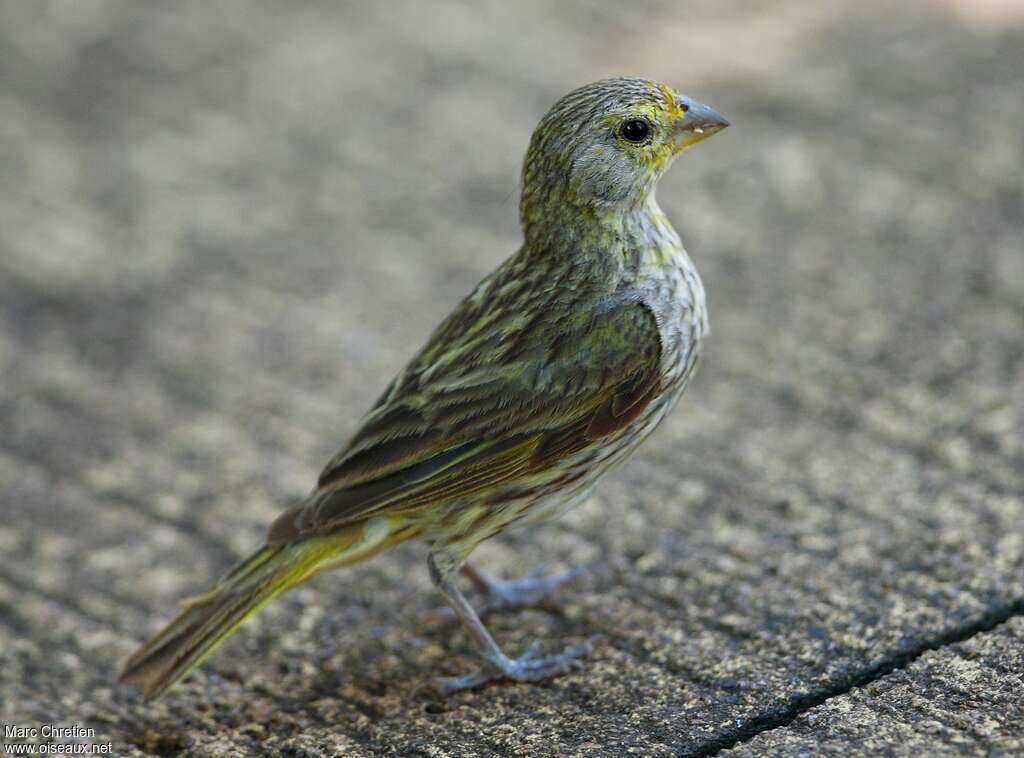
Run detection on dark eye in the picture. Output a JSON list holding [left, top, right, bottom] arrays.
[[619, 118, 651, 143]]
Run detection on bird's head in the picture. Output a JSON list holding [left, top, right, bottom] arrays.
[[521, 77, 728, 234]]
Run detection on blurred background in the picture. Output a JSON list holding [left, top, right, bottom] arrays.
[[1, 1, 1022, 755]]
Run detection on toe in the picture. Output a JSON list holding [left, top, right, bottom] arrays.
[[434, 669, 494, 695], [504, 636, 600, 681], [431, 637, 601, 695]]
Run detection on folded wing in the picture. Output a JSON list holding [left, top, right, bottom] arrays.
[[268, 298, 663, 544]]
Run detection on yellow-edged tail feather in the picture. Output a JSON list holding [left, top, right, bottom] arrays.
[[120, 519, 402, 702]]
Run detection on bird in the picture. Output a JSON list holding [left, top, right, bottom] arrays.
[[120, 76, 728, 701]]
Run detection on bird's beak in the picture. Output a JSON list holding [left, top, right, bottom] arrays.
[[672, 96, 729, 151]]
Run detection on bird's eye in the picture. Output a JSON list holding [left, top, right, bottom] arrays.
[[619, 118, 651, 143]]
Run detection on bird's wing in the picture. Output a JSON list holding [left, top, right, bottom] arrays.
[[267, 295, 663, 544]]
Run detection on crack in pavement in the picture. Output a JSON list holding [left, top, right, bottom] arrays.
[[684, 596, 1024, 757]]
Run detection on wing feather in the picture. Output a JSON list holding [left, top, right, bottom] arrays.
[[267, 287, 663, 545]]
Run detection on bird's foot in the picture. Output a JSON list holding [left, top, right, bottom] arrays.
[[424, 565, 586, 624], [468, 564, 586, 612], [434, 637, 599, 695]]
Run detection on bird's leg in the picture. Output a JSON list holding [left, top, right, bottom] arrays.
[[461, 561, 585, 611], [428, 554, 596, 695]]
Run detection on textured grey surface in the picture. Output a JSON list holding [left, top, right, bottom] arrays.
[[1, 1, 1023, 756], [724, 617, 1024, 757]]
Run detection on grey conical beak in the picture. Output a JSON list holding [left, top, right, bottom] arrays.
[[674, 96, 729, 149]]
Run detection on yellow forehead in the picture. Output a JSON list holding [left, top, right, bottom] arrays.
[[657, 83, 686, 120]]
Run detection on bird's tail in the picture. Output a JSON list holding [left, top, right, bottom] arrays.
[[120, 519, 404, 702]]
